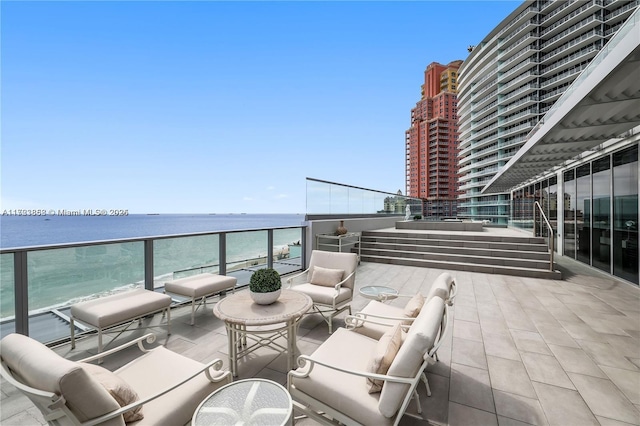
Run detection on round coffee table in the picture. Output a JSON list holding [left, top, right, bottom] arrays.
[[192, 378, 292, 426], [213, 289, 313, 376], [359, 285, 399, 301]]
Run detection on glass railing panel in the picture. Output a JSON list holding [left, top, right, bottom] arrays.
[[306, 178, 422, 216], [273, 228, 304, 275], [154, 234, 220, 283], [306, 179, 332, 214], [27, 242, 144, 342], [226, 230, 268, 286], [330, 184, 350, 213], [0, 253, 16, 336]]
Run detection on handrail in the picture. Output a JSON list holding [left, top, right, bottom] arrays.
[[533, 201, 555, 271]]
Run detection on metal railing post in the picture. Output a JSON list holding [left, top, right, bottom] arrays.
[[144, 239, 154, 291], [267, 229, 274, 269], [534, 201, 555, 272], [219, 233, 227, 275], [14, 251, 29, 335]]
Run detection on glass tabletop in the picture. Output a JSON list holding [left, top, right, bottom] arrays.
[[193, 379, 292, 426], [359, 285, 399, 300]]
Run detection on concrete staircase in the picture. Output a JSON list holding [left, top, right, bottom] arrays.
[[359, 229, 562, 279]]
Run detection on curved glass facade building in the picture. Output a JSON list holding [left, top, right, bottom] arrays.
[[458, 0, 638, 225]]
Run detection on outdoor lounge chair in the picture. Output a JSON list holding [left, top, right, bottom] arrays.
[[0, 333, 231, 425], [286, 250, 358, 333], [288, 296, 450, 425], [345, 272, 456, 340]]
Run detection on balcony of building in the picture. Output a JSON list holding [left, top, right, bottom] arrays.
[[5, 249, 638, 426]]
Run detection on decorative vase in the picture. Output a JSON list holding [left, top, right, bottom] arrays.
[[250, 289, 281, 305], [336, 220, 348, 236]]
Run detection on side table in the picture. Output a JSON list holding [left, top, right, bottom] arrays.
[[359, 285, 399, 302], [213, 289, 313, 376], [192, 378, 293, 426]]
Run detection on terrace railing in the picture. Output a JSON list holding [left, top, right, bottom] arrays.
[[0, 225, 306, 345]]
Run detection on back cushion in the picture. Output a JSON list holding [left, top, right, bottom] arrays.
[[378, 297, 445, 418], [309, 251, 358, 289], [310, 266, 345, 287], [425, 272, 453, 302], [0, 333, 123, 425]]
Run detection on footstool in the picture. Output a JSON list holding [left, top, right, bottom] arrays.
[[164, 273, 237, 325], [70, 288, 172, 354]]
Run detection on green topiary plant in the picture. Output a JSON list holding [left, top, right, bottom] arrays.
[[249, 268, 282, 293], [413, 215, 422, 220]]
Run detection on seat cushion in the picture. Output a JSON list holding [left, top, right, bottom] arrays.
[[71, 289, 171, 328], [116, 346, 231, 426], [293, 283, 352, 306], [379, 297, 445, 418], [290, 328, 394, 426], [366, 323, 402, 393], [82, 363, 143, 422], [351, 301, 405, 340], [310, 266, 344, 287], [0, 333, 123, 426], [164, 273, 237, 298]]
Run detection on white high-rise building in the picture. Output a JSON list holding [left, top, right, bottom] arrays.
[[458, 0, 638, 224]]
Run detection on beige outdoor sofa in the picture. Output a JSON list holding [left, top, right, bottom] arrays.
[[0, 333, 231, 426], [288, 294, 450, 426]]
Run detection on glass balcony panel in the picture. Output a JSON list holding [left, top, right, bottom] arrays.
[[226, 231, 268, 281], [154, 234, 220, 282], [27, 242, 145, 342], [0, 253, 15, 335], [273, 228, 303, 273], [306, 179, 332, 214]]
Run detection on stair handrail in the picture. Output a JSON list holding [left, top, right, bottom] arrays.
[[533, 201, 554, 272]]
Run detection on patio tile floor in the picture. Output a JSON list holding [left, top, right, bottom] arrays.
[[1, 254, 639, 425]]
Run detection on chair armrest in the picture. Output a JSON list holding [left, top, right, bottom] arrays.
[[447, 281, 457, 305], [81, 355, 231, 426], [78, 333, 157, 364], [344, 313, 413, 331], [332, 270, 356, 291], [289, 355, 415, 386], [286, 269, 310, 288]]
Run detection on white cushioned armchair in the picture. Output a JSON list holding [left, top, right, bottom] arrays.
[[288, 296, 450, 426], [0, 333, 231, 425], [287, 250, 358, 333], [345, 272, 456, 340]]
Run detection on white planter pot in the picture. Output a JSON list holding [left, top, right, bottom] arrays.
[[250, 289, 281, 305]]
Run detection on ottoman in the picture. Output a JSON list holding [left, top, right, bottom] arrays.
[[70, 288, 172, 354], [164, 273, 237, 325]]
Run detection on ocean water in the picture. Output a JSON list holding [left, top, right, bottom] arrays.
[[0, 213, 305, 248], [0, 214, 305, 318]]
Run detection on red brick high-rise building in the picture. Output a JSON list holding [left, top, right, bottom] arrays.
[[405, 60, 462, 218]]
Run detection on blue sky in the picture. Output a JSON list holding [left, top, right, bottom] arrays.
[[1, 1, 518, 214]]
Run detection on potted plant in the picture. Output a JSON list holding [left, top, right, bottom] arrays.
[[249, 268, 282, 305]]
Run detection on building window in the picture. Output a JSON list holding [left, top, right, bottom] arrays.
[[613, 144, 638, 284]]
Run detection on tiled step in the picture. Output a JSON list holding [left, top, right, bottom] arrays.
[[358, 229, 561, 279], [363, 230, 547, 245], [359, 247, 551, 268], [360, 236, 550, 254], [360, 253, 562, 280]]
